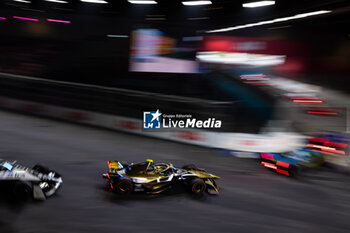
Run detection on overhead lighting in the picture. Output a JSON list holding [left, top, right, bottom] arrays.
[[47, 18, 71, 23], [45, 0, 68, 3], [107, 34, 129, 38], [52, 7, 73, 11], [206, 10, 331, 33], [182, 36, 203, 41], [128, 0, 157, 4], [145, 17, 166, 20], [13, 0, 31, 3], [182, 1, 212, 6], [196, 52, 285, 66], [205, 7, 223, 11], [13, 16, 39, 21], [21, 8, 45, 12], [80, 0, 108, 3], [0, 17, 6, 20], [188, 17, 209, 20], [243, 1, 275, 8], [146, 14, 165, 17]]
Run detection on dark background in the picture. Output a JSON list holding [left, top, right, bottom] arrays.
[[0, 0, 350, 90]]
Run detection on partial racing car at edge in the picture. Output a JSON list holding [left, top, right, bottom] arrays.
[[0, 159, 63, 200]]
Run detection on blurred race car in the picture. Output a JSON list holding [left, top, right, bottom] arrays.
[[0, 159, 63, 200], [260, 148, 325, 177], [103, 159, 219, 195]]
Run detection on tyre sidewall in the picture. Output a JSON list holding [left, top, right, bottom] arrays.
[[13, 182, 32, 200], [190, 178, 206, 195], [115, 178, 133, 195]]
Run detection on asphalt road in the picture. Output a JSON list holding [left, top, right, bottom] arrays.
[[1, 110, 350, 233]]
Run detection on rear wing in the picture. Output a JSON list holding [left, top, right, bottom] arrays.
[[107, 161, 124, 173]]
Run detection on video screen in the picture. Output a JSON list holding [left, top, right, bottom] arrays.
[[129, 29, 199, 73]]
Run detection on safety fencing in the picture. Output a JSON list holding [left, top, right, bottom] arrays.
[[0, 72, 304, 153]]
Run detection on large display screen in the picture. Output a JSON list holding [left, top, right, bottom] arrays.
[[129, 29, 199, 73]]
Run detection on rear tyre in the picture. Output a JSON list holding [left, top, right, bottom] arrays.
[[189, 178, 206, 195], [114, 178, 133, 195], [13, 182, 32, 200], [290, 165, 301, 178], [182, 164, 199, 171]]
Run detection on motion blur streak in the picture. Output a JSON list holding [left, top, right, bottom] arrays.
[[307, 111, 339, 116], [13, 0, 31, 3], [128, 0, 158, 4], [13, 16, 39, 21], [80, 0, 108, 4], [107, 34, 129, 38], [308, 144, 336, 151], [276, 161, 290, 168], [276, 169, 289, 176], [306, 108, 342, 113], [182, 1, 212, 6], [240, 74, 270, 79], [46, 18, 71, 24], [292, 100, 323, 104], [324, 142, 348, 149], [261, 153, 274, 160], [206, 10, 331, 33], [307, 144, 345, 155], [242, 1, 275, 8], [261, 162, 277, 169], [45, 0, 68, 3], [308, 138, 347, 149], [290, 97, 325, 100], [308, 137, 329, 144]]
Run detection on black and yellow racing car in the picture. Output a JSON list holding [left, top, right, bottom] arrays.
[[103, 159, 219, 195]]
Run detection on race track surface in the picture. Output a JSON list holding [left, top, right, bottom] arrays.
[[1, 110, 350, 233]]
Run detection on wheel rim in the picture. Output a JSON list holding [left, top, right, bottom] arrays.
[[192, 182, 205, 194], [118, 181, 132, 193]]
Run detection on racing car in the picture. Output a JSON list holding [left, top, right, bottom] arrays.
[[103, 159, 219, 195], [0, 159, 62, 200], [260, 148, 325, 177]]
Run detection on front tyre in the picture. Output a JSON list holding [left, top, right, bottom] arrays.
[[190, 178, 206, 195], [13, 182, 32, 200]]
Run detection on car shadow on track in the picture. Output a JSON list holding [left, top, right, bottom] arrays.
[[0, 185, 29, 206], [96, 183, 212, 204], [0, 182, 56, 210], [0, 186, 28, 233]]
